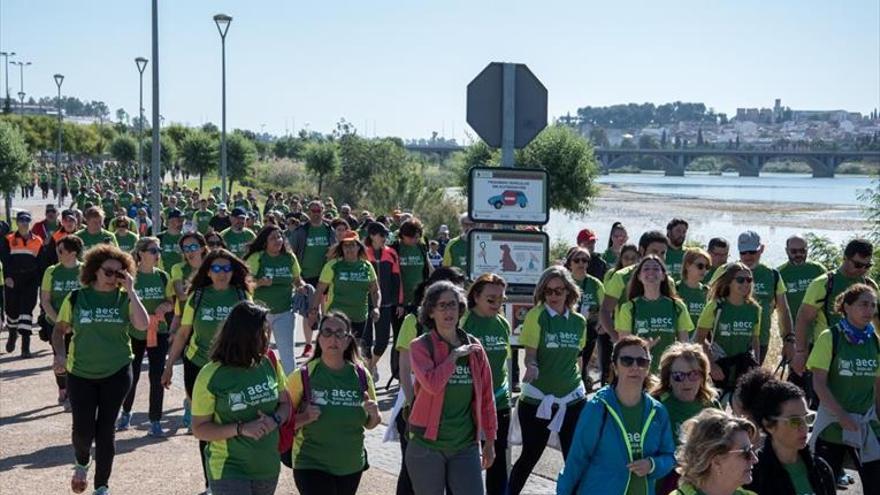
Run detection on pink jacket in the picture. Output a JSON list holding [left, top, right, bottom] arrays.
[[408, 329, 497, 443]]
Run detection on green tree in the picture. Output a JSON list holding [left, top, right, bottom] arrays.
[[0, 120, 32, 194], [225, 132, 257, 193], [331, 134, 408, 206], [303, 141, 340, 194], [181, 131, 218, 192], [109, 134, 137, 164], [143, 134, 178, 175], [588, 127, 609, 147]]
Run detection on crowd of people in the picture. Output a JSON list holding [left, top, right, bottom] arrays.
[[1, 166, 879, 495]]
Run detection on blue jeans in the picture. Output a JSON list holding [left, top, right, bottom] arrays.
[[269, 310, 296, 375]]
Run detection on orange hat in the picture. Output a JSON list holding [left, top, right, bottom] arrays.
[[340, 230, 360, 243]]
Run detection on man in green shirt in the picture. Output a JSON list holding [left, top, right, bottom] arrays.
[[441, 213, 474, 274], [73, 207, 119, 251], [704, 237, 730, 284], [665, 218, 688, 282], [193, 199, 214, 235], [220, 207, 256, 258], [777, 235, 826, 321], [157, 209, 184, 269]]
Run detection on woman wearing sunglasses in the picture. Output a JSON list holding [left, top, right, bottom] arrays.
[[557, 336, 675, 495], [116, 237, 175, 436], [734, 369, 836, 495], [204, 231, 226, 250], [51, 244, 150, 495], [406, 280, 497, 495], [695, 262, 761, 400], [287, 311, 380, 495], [162, 248, 252, 491], [509, 266, 586, 495], [605, 244, 640, 284], [245, 225, 307, 376], [40, 235, 83, 409], [310, 231, 381, 363], [463, 273, 512, 495], [565, 247, 608, 390], [806, 283, 880, 492], [676, 249, 711, 325], [192, 301, 292, 495], [670, 408, 758, 495], [112, 216, 138, 253], [603, 222, 629, 267], [615, 255, 693, 372], [650, 342, 721, 494]]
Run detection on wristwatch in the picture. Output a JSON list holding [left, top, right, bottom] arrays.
[[271, 411, 283, 426]]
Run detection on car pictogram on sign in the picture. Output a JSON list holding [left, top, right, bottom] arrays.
[[488, 190, 528, 209]]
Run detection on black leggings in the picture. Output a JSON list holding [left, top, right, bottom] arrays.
[[486, 408, 511, 495], [508, 399, 585, 495], [122, 334, 169, 421], [183, 357, 209, 488], [294, 468, 363, 495], [352, 320, 371, 358], [367, 305, 394, 358], [815, 437, 880, 492], [53, 333, 72, 391], [67, 365, 132, 490]]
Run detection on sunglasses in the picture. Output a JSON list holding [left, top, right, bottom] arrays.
[[740, 250, 758, 256], [670, 370, 702, 383], [141, 247, 161, 255], [618, 356, 651, 368], [735, 276, 753, 284], [544, 287, 568, 297], [485, 296, 508, 305], [693, 262, 708, 270], [727, 444, 758, 461], [319, 328, 351, 340], [571, 257, 590, 264], [852, 259, 874, 270], [435, 301, 459, 312], [771, 415, 810, 429], [183, 243, 202, 253], [787, 248, 806, 255], [210, 263, 234, 273], [101, 267, 124, 279]]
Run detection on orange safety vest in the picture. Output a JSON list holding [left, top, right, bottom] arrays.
[[6, 232, 43, 257]]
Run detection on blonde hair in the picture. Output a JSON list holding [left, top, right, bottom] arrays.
[[681, 248, 711, 281], [533, 266, 581, 310], [676, 409, 757, 487], [650, 342, 718, 404]]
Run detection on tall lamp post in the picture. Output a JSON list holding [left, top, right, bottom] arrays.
[[213, 13, 232, 202], [0, 51, 14, 109], [12, 60, 30, 113], [135, 57, 148, 190], [54, 74, 64, 205]]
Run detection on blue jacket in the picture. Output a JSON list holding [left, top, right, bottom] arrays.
[[556, 386, 675, 495]]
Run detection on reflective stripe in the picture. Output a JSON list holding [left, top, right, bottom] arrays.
[[9, 249, 38, 256]]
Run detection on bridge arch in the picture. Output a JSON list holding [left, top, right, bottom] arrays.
[[606, 153, 682, 176]]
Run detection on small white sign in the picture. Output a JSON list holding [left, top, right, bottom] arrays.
[[469, 167, 548, 224], [468, 229, 548, 286]]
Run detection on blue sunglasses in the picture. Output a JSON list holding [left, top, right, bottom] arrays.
[[210, 263, 233, 273]]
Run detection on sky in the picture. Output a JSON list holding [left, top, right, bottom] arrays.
[[2, 1, 879, 141]]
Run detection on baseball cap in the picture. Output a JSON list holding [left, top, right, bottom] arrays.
[[16, 211, 32, 223], [61, 209, 77, 220], [367, 221, 390, 237], [217, 202, 228, 210], [737, 231, 762, 252], [577, 228, 597, 244], [231, 207, 247, 218], [438, 224, 450, 234], [166, 208, 184, 220]]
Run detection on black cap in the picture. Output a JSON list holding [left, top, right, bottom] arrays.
[[167, 208, 183, 220], [16, 211, 32, 222], [231, 207, 247, 218], [367, 221, 390, 237]]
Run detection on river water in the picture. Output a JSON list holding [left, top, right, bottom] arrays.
[[545, 172, 875, 266]]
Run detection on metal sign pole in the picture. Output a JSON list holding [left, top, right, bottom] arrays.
[[501, 63, 516, 168]]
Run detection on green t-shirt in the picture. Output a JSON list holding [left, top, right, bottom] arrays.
[[42, 220, 59, 239], [801, 270, 874, 342], [442, 236, 468, 273], [118, 192, 134, 211], [182, 287, 249, 367], [288, 361, 377, 475], [666, 247, 685, 282], [247, 251, 302, 314], [220, 228, 256, 258], [395, 313, 422, 351], [74, 228, 119, 251], [576, 274, 605, 322], [194, 210, 214, 234], [411, 353, 476, 453], [114, 231, 139, 253], [57, 287, 133, 379], [101, 198, 117, 218], [806, 326, 880, 443], [462, 312, 511, 410], [697, 299, 761, 357], [621, 400, 648, 495], [676, 281, 708, 324], [301, 225, 332, 279], [518, 304, 587, 403], [659, 394, 721, 446], [615, 296, 694, 371], [778, 260, 826, 319], [397, 244, 426, 306], [129, 269, 173, 339], [319, 259, 377, 323], [602, 248, 618, 267], [742, 264, 785, 347], [192, 356, 286, 481], [157, 231, 183, 270], [783, 458, 815, 495], [40, 263, 83, 322], [605, 265, 675, 307]]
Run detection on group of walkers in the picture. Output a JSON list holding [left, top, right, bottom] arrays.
[[2, 174, 879, 495]]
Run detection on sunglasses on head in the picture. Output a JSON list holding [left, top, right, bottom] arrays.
[[544, 287, 567, 297], [319, 328, 351, 340], [141, 246, 161, 255], [618, 355, 651, 368], [670, 370, 702, 383], [852, 259, 874, 270], [210, 263, 233, 273], [735, 276, 753, 284], [183, 243, 201, 253], [771, 415, 810, 429], [727, 444, 758, 461]]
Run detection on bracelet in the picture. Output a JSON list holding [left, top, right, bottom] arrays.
[[526, 361, 538, 368], [271, 412, 283, 426], [235, 421, 243, 436]]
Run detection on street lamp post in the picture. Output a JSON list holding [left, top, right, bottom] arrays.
[[135, 57, 148, 190], [0, 51, 15, 109], [12, 60, 30, 114], [213, 13, 232, 202], [54, 74, 64, 205]]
